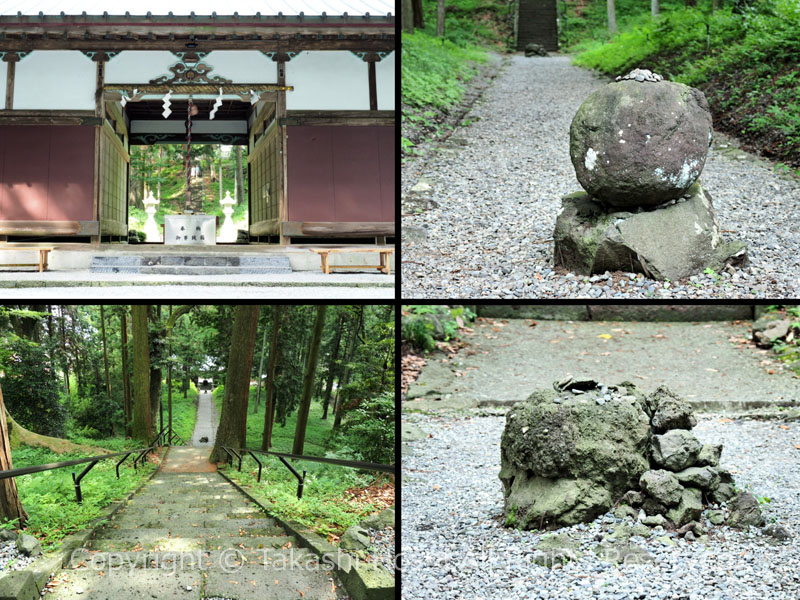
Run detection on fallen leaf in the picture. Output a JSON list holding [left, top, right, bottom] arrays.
[[549, 340, 560, 344], [778, 425, 790, 430], [433, 485, 440, 491], [718, 418, 734, 424], [794, 445, 800, 450], [597, 334, 613, 339], [768, 370, 775, 375]]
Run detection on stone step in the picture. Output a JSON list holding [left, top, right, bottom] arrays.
[[87, 529, 293, 552], [89, 254, 292, 274], [90, 265, 292, 275]]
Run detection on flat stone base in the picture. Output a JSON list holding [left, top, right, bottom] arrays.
[[553, 181, 747, 281]]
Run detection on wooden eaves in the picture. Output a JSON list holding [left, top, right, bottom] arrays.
[[0, 13, 395, 52]]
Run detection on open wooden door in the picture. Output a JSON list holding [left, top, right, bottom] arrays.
[[247, 103, 281, 241], [98, 100, 130, 240]]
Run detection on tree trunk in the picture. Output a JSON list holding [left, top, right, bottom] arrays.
[[132, 305, 152, 442], [121, 310, 132, 438], [253, 311, 270, 413], [167, 305, 173, 438], [402, 0, 414, 33], [59, 306, 70, 396], [183, 365, 189, 399], [333, 307, 363, 430], [234, 146, 245, 204], [149, 307, 162, 437], [321, 315, 344, 420], [157, 146, 162, 200], [0, 384, 27, 528], [292, 306, 327, 455], [412, 0, 424, 28], [100, 306, 112, 405], [262, 306, 283, 450], [437, 0, 445, 37], [651, 0, 660, 16], [211, 306, 260, 463], [608, 0, 617, 34], [685, 0, 697, 6]]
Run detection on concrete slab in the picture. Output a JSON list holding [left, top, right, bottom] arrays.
[[405, 319, 800, 413]]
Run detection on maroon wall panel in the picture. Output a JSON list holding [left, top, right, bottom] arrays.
[[331, 127, 382, 222], [0, 125, 94, 221], [287, 125, 395, 223], [1, 126, 50, 220], [377, 127, 395, 222], [47, 127, 95, 220], [286, 126, 335, 222]]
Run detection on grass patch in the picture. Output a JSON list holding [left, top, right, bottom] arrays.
[[221, 459, 387, 539], [8, 446, 160, 552], [163, 381, 199, 442], [211, 385, 331, 455], [570, 0, 800, 167]]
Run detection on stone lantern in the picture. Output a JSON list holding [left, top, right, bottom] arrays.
[[219, 190, 236, 243], [142, 191, 161, 242]]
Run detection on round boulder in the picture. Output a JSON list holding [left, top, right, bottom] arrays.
[[499, 384, 651, 529], [569, 77, 712, 208]]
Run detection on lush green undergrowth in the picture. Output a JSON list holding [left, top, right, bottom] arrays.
[[8, 446, 159, 552], [221, 459, 385, 539], [571, 0, 800, 168], [401, 31, 487, 155], [212, 385, 332, 455], [402, 305, 477, 352], [213, 386, 392, 537], [163, 381, 199, 442]]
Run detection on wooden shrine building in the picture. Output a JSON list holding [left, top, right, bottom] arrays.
[[0, 1, 395, 245]]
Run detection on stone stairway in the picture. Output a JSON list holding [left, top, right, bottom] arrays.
[[52, 470, 344, 599], [89, 254, 292, 275]]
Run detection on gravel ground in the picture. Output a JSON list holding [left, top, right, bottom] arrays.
[[368, 527, 395, 575], [340, 527, 396, 576], [401, 54, 800, 299], [0, 540, 36, 572], [401, 413, 800, 599]]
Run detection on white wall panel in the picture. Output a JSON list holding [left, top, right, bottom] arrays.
[[286, 51, 369, 110], [105, 51, 177, 84], [204, 51, 277, 83], [130, 120, 247, 134], [14, 51, 95, 110], [0, 62, 6, 110], [375, 51, 395, 110]]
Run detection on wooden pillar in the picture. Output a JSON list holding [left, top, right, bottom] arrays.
[[91, 54, 108, 246], [273, 55, 290, 246], [361, 53, 383, 111], [368, 61, 377, 111], [2, 53, 20, 110]]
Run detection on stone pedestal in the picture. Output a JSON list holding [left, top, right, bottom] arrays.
[[553, 181, 747, 281]]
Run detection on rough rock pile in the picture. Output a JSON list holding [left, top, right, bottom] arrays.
[[524, 43, 548, 57], [500, 379, 764, 531], [553, 69, 747, 280]]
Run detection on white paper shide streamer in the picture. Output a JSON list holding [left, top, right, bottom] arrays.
[[249, 89, 259, 105], [209, 88, 223, 120], [120, 88, 138, 108], [162, 90, 172, 118]]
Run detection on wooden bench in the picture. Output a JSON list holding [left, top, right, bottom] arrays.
[[0, 246, 53, 272], [309, 247, 394, 275]]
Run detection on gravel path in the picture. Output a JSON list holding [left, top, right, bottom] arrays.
[[191, 390, 218, 448], [401, 55, 800, 299], [401, 413, 800, 599]]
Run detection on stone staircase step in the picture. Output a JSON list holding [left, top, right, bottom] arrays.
[[89, 254, 292, 275]]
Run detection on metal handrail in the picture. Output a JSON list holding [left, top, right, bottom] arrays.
[[0, 424, 183, 503], [221, 446, 395, 500]]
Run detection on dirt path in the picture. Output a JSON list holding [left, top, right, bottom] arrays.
[[405, 318, 800, 412]]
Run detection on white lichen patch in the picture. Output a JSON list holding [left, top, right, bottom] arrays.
[[619, 130, 624, 136], [694, 221, 703, 235], [585, 148, 598, 170], [619, 139, 626, 144], [654, 159, 699, 188], [646, 134, 651, 144]]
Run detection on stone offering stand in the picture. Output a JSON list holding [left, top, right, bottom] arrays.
[[554, 69, 747, 281]]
